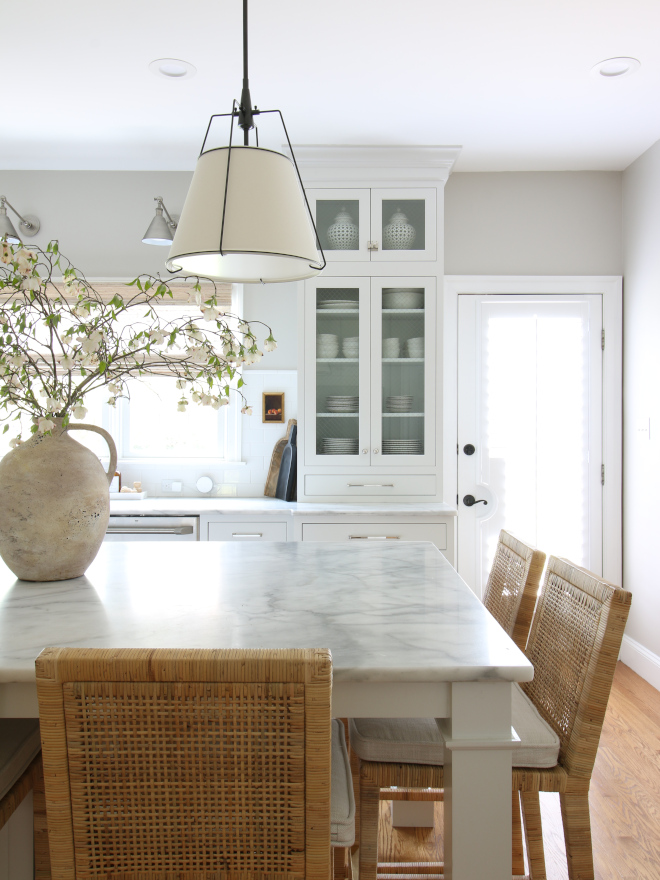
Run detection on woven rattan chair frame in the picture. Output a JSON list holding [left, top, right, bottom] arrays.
[[512, 557, 632, 880], [36, 647, 333, 880], [483, 529, 547, 650], [353, 530, 545, 880]]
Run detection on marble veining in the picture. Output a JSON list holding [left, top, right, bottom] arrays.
[[0, 541, 530, 685]]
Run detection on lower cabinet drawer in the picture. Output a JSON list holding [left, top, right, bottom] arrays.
[[301, 522, 447, 550], [207, 521, 288, 542], [304, 474, 436, 497]]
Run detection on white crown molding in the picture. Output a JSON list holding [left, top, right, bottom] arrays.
[[287, 144, 462, 185]]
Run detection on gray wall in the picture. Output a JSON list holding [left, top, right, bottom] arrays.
[[445, 171, 622, 275], [622, 140, 660, 668]]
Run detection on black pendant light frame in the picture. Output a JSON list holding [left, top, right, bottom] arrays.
[[193, 0, 326, 275]]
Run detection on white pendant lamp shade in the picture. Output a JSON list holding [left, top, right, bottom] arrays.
[[166, 146, 323, 283]]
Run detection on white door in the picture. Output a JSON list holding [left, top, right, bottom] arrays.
[[457, 294, 603, 597]]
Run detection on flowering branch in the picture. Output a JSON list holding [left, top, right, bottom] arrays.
[[0, 240, 276, 445]]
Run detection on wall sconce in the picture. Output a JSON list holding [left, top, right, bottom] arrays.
[[142, 197, 177, 246], [0, 197, 40, 244]]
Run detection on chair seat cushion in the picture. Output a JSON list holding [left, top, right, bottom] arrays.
[[0, 719, 41, 800], [348, 685, 560, 770], [331, 719, 355, 846]]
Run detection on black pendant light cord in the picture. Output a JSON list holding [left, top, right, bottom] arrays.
[[238, 0, 256, 144]]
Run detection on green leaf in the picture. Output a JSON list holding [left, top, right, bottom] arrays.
[[237, 377, 244, 388], [2, 424, 8, 434]]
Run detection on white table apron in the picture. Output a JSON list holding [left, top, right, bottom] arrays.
[[0, 541, 532, 880]]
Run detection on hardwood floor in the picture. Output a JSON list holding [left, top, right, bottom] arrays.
[[375, 662, 660, 879]]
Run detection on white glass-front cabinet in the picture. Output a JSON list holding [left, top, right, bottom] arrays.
[[300, 275, 438, 501], [309, 188, 437, 263]]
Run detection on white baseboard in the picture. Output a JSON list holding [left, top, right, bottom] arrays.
[[620, 635, 660, 692]]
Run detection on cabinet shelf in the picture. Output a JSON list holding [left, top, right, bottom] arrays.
[[316, 309, 360, 315], [382, 412, 424, 417], [382, 358, 424, 363], [316, 358, 359, 363], [317, 412, 359, 417]]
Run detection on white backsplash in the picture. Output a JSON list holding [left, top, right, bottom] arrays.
[[117, 371, 298, 499]]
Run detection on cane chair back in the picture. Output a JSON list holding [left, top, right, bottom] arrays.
[[521, 556, 632, 776], [483, 529, 546, 649], [515, 557, 632, 879], [36, 647, 333, 880]]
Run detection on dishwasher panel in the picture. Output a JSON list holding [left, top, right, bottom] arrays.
[[105, 516, 200, 541]]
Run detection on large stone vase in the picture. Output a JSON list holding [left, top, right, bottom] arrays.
[[0, 420, 117, 582]]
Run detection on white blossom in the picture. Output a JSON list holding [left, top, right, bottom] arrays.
[[8, 353, 26, 367], [175, 379, 188, 390], [241, 405, 253, 416], [177, 399, 188, 412], [191, 391, 202, 403], [149, 329, 165, 345], [238, 321, 250, 335], [107, 382, 121, 393], [264, 336, 277, 352], [59, 354, 75, 370], [1, 243, 12, 264], [73, 405, 88, 420], [9, 436, 22, 448], [201, 393, 213, 406], [37, 417, 55, 433], [210, 397, 221, 410], [107, 395, 117, 406], [202, 306, 220, 322], [20, 276, 41, 291], [46, 397, 63, 411], [252, 349, 264, 363]]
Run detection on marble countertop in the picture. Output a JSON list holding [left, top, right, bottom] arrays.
[[109, 497, 458, 517], [0, 541, 529, 686]]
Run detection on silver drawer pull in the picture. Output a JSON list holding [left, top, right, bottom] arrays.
[[347, 483, 395, 488], [106, 526, 194, 535], [232, 533, 263, 538], [349, 535, 401, 540]]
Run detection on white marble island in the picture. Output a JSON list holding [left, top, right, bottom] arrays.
[[0, 540, 530, 880]]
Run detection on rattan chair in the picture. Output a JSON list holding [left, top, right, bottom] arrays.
[[36, 646, 353, 880], [349, 529, 546, 880], [514, 557, 632, 879]]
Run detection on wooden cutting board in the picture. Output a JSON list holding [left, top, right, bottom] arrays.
[[264, 419, 297, 497]]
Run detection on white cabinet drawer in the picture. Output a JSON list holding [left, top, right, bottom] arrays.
[[207, 521, 288, 542], [304, 474, 436, 497], [302, 522, 447, 550]]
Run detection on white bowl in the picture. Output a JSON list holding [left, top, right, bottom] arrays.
[[383, 290, 424, 309]]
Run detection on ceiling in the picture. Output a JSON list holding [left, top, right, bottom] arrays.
[[4, 0, 660, 173]]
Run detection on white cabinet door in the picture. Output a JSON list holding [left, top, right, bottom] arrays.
[[370, 188, 437, 262], [371, 277, 436, 467], [303, 277, 371, 466], [307, 189, 371, 262]]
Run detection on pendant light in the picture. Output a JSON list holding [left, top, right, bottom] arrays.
[[166, 0, 325, 283]]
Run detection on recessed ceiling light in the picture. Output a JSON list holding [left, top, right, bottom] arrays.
[[149, 58, 197, 79], [591, 57, 640, 78]]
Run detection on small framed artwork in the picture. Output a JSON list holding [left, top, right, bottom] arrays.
[[263, 392, 285, 423]]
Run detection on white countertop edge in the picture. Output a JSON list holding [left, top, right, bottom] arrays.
[[110, 498, 459, 517]]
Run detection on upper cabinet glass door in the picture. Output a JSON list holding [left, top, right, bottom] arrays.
[[303, 278, 371, 464], [308, 189, 371, 262], [371, 277, 436, 465], [370, 188, 436, 262]]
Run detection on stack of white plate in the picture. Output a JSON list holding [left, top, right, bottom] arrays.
[[382, 289, 424, 309], [342, 336, 359, 358], [317, 334, 339, 358], [321, 438, 359, 454], [406, 337, 424, 358], [326, 395, 359, 413], [386, 396, 413, 412], [382, 337, 400, 358], [318, 299, 360, 310], [382, 439, 423, 454]]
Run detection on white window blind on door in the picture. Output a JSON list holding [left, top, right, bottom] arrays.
[[458, 294, 603, 596]]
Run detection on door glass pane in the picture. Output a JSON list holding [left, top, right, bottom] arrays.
[[382, 199, 425, 251], [381, 287, 425, 456], [478, 300, 598, 585], [316, 288, 360, 456], [315, 200, 360, 252]]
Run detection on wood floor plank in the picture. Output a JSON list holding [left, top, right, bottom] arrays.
[[375, 663, 660, 880]]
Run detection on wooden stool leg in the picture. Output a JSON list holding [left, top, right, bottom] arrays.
[[512, 790, 525, 876], [560, 792, 594, 880], [359, 767, 380, 880], [521, 791, 547, 879]]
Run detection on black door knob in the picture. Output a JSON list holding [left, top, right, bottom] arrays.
[[463, 444, 476, 455], [463, 494, 488, 507]]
